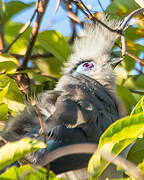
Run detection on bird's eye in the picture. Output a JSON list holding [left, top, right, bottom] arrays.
[[83, 63, 90, 67], [82, 62, 94, 69], [73, 61, 96, 76]]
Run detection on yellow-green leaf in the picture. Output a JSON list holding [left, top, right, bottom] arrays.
[[88, 112, 144, 178], [0, 138, 46, 171]]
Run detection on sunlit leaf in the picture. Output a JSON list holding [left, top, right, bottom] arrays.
[[1, 1, 34, 23], [0, 164, 61, 180], [125, 27, 143, 41], [131, 96, 144, 115], [0, 75, 25, 114], [127, 138, 144, 165], [0, 103, 8, 121], [35, 57, 63, 77], [116, 85, 136, 114], [0, 0, 5, 14], [88, 112, 144, 178], [0, 138, 46, 171], [139, 161, 144, 174], [0, 54, 18, 64], [0, 82, 10, 102], [106, 0, 138, 16], [37, 30, 71, 61], [5, 22, 31, 54], [124, 75, 144, 90]]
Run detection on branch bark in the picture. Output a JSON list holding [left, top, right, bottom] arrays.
[[0, 15, 5, 52], [3, 7, 37, 53], [36, 143, 144, 180], [21, 0, 49, 70]]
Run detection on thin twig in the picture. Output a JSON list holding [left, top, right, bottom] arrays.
[[37, 144, 97, 166], [73, 0, 118, 33], [121, 34, 126, 56], [31, 52, 53, 60], [55, 0, 61, 14], [40, 73, 58, 81], [3, 7, 37, 53], [21, 0, 49, 70], [118, 8, 144, 31], [36, 143, 144, 180], [72, 1, 144, 58], [135, 0, 144, 8], [97, 0, 105, 12], [0, 15, 5, 52], [30, 96, 47, 143], [16, 73, 47, 144], [67, 10, 81, 24], [129, 89, 144, 95], [65, 2, 79, 44], [116, 43, 144, 66], [10, 52, 53, 60], [0, 136, 8, 144]]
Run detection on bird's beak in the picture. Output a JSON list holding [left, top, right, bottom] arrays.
[[111, 58, 123, 69]]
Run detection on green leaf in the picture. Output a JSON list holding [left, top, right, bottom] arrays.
[[35, 57, 63, 77], [117, 75, 144, 90], [106, 0, 138, 16], [0, 103, 8, 121], [0, 75, 25, 114], [116, 85, 136, 114], [0, 164, 61, 180], [131, 96, 144, 115], [138, 161, 144, 174], [0, 0, 5, 13], [99, 113, 144, 147], [5, 22, 31, 54], [125, 27, 143, 41], [122, 56, 135, 72], [127, 138, 144, 165], [88, 112, 144, 178], [0, 82, 10, 102], [0, 138, 46, 171], [0, 54, 18, 74], [1, 1, 34, 23], [37, 30, 71, 61], [0, 61, 17, 74]]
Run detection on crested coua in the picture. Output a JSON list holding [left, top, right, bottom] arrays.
[[1, 18, 124, 179]]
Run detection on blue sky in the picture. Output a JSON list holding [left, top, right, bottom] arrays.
[[11, 0, 111, 36], [4, 0, 144, 73]]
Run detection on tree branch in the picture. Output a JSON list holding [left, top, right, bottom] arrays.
[[118, 8, 144, 31], [0, 15, 5, 52], [116, 43, 144, 66], [21, 0, 49, 70], [129, 89, 144, 95], [10, 52, 53, 61], [3, 5, 37, 53], [97, 0, 105, 12], [36, 143, 144, 180]]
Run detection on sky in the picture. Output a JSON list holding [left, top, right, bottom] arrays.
[[3, 0, 144, 73], [11, 0, 111, 36]]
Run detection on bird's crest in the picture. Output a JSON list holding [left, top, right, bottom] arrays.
[[64, 17, 120, 74]]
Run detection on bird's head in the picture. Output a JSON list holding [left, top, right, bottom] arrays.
[[71, 57, 122, 85], [61, 17, 122, 86]]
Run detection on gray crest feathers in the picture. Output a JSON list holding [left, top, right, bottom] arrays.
[[64, 17, 120, 74]]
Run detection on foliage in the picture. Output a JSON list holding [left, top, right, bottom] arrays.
[[0, 138, 46, 171], [0, 164, 61, 180], [0, 0, 144, 179]]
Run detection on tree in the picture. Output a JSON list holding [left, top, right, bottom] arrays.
[[0, 0, 144, 179]]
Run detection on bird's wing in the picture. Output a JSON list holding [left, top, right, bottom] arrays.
[[38, 90, 62, 119]]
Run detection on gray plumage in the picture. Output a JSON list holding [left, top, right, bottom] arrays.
[[0, 17, 124, 179]]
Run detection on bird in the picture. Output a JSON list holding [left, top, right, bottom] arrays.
[[0, 17, 125, 179]]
